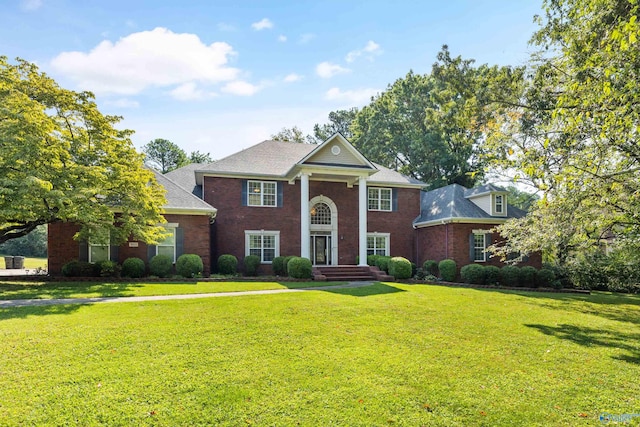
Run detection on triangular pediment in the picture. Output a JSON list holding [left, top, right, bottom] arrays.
[[298, 133, 376, 170]]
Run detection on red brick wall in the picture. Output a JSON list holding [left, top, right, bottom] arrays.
[[203, 176, 422, 272], [415, 222, 543, 271], [47, 214, 212, 275]]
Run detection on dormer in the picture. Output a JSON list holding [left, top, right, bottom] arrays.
[[464, 184, 508, 217]]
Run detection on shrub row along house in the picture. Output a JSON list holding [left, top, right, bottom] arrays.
[[48, 133, 541, 277]]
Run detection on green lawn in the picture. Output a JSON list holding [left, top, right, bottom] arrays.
[[0, 254, 47, 270], [0, 280, 345, 300], [1, 283, 639, 426]]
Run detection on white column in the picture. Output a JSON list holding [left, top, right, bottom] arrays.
[[300, 173, 310, 259], [358, 176, 368, 266]]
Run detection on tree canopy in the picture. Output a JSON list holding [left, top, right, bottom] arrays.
[[0, 57, 167, 245], [143, 138, 190, 173], [270, 126, 316, 144]]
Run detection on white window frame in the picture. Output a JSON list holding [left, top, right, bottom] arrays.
[[89, 239, 110, 263], [493, 194, 506, 215], [368, 187, 392, 212], [247, 181, 277, 207], [473, 233, 487, 262], [156, 227, 177, 263], [366, 233, 390, 256], [245, 230, 280, 264]]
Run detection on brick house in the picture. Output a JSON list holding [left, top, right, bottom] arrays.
[[48, 133, 540, 276]]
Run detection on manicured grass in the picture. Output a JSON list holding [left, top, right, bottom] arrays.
[[0, 254, 47, 270], [0, 280, 346, 300], [1, 283, 639, 426]]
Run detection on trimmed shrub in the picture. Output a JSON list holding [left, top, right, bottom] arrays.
[[367, 254, 381, 266], [122, 257, 146, 278], [438, 259, 457, 282], [243, 255, 261, 277], [388, 257, 412, 279], [272, 256, 286, 276], [217, 254, 238, 275], [61, 260, 99, 277], [460, 264, 485, 285], [176, 254, 204, 278], [500, 265, 520, 287], [375, 256, 391, 273], [485, 265, 501, 286], [536, 268, 556, 288], [283, 256, 296, 276], [519, 266, 537, 287], [96, 260, 121, 278], [287, 257, 312, 279], [423, 260, 439, 276], [150, 254, 173, 278]]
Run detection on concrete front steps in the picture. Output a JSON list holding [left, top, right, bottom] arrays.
[[313, 265, 393, 282]]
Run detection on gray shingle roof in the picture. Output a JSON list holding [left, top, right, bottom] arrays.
[[413, 184, 525, 225], [164, 163, 205, 198], [464, 183, 507, 198], [152, 169, 216, 213]]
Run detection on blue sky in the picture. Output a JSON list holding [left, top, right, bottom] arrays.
[[3, 0, 544, 159]]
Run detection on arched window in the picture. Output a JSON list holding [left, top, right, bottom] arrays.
[[310, 202, 331, 225]]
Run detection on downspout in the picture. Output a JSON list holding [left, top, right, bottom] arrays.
[[444, 220, 448, 259]]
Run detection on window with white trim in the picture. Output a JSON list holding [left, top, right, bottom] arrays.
[[248, 181, 276, 207], [245, 231, 280, 263], [156, 228, 177, 262], [367, 233, 390, 256], [473, 233, 487, 262], [89, 240, 110, 263], [368, 188, 392, 211], [494, 194, 505, 214]]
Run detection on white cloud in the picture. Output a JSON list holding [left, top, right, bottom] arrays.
[[221, 81, 260, 96], [345, 40, 382, 63], [325, 87, 378, 104], [20, 0, 42, 11], [316, 62, 350, 79], [298, 33, 315, 44], [251, 18, 273, 31], [104, 98, 139, 108], [50, 27, 240, 95], [283, 73, 302, 83], [278, 35, 287, 42], [169, 82, 217, 101], [217, 22, 236, 32]]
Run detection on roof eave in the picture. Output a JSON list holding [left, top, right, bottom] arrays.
[[413, 217, 510, 229]]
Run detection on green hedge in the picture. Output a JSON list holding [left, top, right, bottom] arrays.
[[460, 264, 485, 285], [272, 256, 286, 276], [176, 254, 204, 278], [500, 265, 520, 287], [375, 256, 391, 273], [243, 255, 261, 276], [536, 268, 556, 288], [122, 257, 146, 278], [96, 260, 121, 278], [423, 260, 439, 276], [287, 257, 312, 279], [61, 260, 100, 277], [217, 254, 238, 275], [388, 257, 412, 279], [283, 256, 296, 276], [438, 259, 457, 282], [150, 254, 173, 278], [484, 265, 501, 285], [519, 266, 537, 287]]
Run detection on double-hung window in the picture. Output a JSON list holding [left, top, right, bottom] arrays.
[[248, 181, 276, 207], [245, 231, 280, 263], [494, 194, 504, 215], [367, 233, 390, 256], [89, 240, 110, 263], [473, 233, 487, 262], [157, 228, 177, 262], [368, 188, 392, 211]]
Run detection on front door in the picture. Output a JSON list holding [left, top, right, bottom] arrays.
[[310, 234, 331, 265]]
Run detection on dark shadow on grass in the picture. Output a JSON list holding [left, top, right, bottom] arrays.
[[526, 323, 640, 364], [0, 303, 85, 320], [319, 282, 406, 297], [0, 281, 167, 300]]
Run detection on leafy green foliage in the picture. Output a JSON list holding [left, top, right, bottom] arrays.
[[270, 126, 316, 144], [438, 259, 457, 282], [519, 266, 537, 288], [422, 260, 439, 276], [188, 150, 213, 164], [375, 256, 391, 273], [287, 257, 312, 279], [142, 138, 189, 173], [271, 256, 286, 276], [282, 256, 296, 276], [366, 254, 381, 266], [388, 256, 412, 279], [535, 268, 556, 288], [149, 254, 173, 278], [312, 108, 358, 141], [217, 254, 238, 275], [0, 57, 167, 246], [0, 225, 47, 257], [121, 257, 146, 278], [484, 265, 501, 285], [61, 260, 99, 277], [460, 264, 485, 285], [95, 260, 120, 278], [500, 266, 520, 287], [243, 255, 261, 277], [176, 254, 204, 278]]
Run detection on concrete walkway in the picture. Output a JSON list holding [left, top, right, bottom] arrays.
[[0, 282, 374, 308]]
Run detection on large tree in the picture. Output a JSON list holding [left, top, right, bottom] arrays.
[[351, 46, 523, 189], [0, 57, 167, 245], [486, 0, 640, 264], [143, 138, 190, 173], [312, 108, 358, 142]]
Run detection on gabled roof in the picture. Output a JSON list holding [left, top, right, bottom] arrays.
[[413, 183, 525, 227], [164, 163, 205, 198], [464, 183, 508, 198], [192, 136, 425, 188], [152, 169, 217, 215]]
